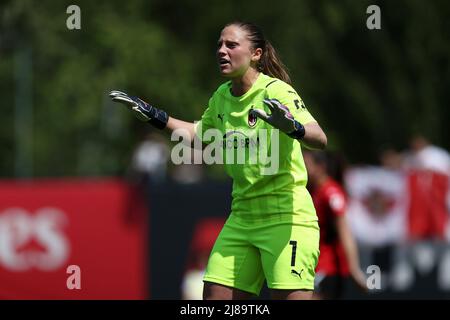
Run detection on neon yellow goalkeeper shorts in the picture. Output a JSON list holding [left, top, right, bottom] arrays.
[[203, 215, 320, 295]]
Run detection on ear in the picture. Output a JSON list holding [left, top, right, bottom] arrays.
[[251, 47, 263, 62]]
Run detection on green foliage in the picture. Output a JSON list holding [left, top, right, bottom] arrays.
[[1, 0, 448, 178]]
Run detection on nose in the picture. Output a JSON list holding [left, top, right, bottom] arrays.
[[217, 43, 226, 57]]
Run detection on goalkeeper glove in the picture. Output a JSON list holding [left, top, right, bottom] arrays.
[[250, 98, 305, 140], [109, 90, 169, 130]]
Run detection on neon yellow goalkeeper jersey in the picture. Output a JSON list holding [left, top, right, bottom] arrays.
[[195, 73, 318, 224]]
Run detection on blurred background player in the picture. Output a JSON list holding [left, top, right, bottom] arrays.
[[126, 131, 170, 186], [181, 217, 226, 300], [303, 150, 367, 299]]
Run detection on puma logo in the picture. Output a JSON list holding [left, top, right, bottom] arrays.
[[291, 269, 304, 279]]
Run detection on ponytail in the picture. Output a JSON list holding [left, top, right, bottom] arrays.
[[260, 40, 292, 85], [226, 21, 292, 85]]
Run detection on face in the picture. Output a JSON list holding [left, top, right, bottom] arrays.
[[216, 25, 262, 78]]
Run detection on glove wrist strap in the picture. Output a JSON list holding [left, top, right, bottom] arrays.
[[148, 109, 169, 130], [287, 120, 305, 140]]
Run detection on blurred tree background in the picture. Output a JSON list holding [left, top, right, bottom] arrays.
[[0, 0, 449, 178]]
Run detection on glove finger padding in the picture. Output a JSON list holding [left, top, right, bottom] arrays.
[[258, 98, 298, 134], [109, 90, 149, 120], [109, 90, 127, 97], [108, 89, 169, 129], [112, 96, 136, 107], [109, 91, 136, 107], [109, 90, 132, 101], [250, 108, 270, 121], [262, 98, 277, 113], [264, 99, 294, 120]]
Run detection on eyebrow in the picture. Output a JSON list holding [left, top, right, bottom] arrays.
[[217, 39, 239, 45]]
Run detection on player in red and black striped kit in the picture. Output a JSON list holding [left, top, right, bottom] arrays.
[[304, 151, 367, 299]]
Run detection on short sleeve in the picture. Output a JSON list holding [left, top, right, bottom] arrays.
[[194, 96, 217, 143]]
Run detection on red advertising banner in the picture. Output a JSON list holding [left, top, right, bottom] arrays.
[[0, 179, 148, 299]]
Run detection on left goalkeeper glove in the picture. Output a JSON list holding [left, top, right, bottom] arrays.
[[250, 98, 305, 140], [109, 90, 169, 129]]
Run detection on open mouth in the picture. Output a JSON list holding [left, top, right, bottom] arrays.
[[219, 58, 230, 66]]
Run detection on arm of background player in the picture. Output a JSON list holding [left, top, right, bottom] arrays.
[[302, 122, 327, 150], [335, 216, 368, 292]]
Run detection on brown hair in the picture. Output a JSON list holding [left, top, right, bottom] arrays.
[[226, 21, 292, 85]]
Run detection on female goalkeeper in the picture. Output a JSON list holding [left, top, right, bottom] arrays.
[[110, 21, 327, 300]]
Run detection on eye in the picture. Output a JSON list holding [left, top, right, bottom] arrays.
[[226, 41, 238, 49]]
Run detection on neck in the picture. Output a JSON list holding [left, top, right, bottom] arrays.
[[231, 69, 260, 96]]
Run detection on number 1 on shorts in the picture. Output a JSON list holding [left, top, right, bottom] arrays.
[[289, 240, 297, 267]]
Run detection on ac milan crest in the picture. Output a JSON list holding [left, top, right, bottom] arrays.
[[248, 108, 257, 128]]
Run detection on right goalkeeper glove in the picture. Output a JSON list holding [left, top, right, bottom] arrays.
[[250, 98, 305, 140], [109, 90, 169, 130]]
